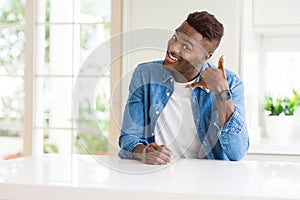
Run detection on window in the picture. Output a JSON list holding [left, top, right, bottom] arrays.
[[0, 0, 25, 159], [243, 1, 300, 155], [245, 36, 300, 154], [0, 0, 113, 158], [34, 0, 111, 155], [261, 37, 300, 148], [263, 37, 300, 97], [266, 52, 300, 95]]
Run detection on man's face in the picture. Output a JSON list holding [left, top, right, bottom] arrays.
[[163, 21, 217, 77]]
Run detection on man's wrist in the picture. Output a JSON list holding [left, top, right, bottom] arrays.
[[216, 89, 232, 101], [141, 145, 149, 162], [132, 144, 147, 160]]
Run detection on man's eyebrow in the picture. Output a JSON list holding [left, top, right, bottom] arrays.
[[175, 30, 194, 47]]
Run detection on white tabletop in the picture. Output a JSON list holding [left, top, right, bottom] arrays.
[[0, 155, 299, 200]]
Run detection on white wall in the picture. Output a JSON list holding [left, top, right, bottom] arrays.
[[253, 0, 300, 27]]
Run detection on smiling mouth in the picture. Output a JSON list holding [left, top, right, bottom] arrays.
[[168, 50, 178, 61], [166, 50, 181, 63]]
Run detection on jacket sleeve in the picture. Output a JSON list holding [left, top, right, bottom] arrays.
[[118, 66, 149, 159], [204, 71, 249, 161], [217, 72, 249, 161]]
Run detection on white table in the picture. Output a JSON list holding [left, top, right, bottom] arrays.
[[0, 155, 299, 200]]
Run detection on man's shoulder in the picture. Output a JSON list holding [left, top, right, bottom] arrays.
[[136, 60, 164, 69], [132, 60, 172, 83], [134, 60, 168, 75]]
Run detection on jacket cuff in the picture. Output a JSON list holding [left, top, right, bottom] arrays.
[[221, 108, 244, 135], [118, 139, 149, 159]]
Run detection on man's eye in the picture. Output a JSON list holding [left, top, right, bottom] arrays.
[[183, 45, 190, 51], [172, 35, 177, 41]]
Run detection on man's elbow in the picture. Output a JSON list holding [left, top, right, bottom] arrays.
[[228, 140, 249, 161]]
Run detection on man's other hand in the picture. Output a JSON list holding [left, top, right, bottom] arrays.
[[133, 143, 173, 165]]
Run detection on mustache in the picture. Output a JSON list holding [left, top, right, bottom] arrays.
[[167, 49, 182, 61]]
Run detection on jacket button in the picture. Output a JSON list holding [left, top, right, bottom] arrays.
[[170, 79, 174, 82], [155, 111, 159, 115], [166, 92, 170, 96]]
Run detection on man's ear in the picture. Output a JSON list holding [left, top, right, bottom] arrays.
[[209, 52, 213, 58], [205, 53, 213, 60]]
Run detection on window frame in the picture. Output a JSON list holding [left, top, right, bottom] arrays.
[[23, 0, 121, 156]]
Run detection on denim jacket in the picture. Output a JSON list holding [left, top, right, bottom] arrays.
[[118, 60, 249, 161]]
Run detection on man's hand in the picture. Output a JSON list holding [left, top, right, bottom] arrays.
[[186, 55, 234, 126], [186, 55, 228, 94], [133, 143, 173, 165]]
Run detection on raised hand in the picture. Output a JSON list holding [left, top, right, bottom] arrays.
[[186, 55, 227, 94], [218, 54, 226, 79]]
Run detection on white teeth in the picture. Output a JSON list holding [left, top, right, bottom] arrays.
[[168, 52, 178, 61]]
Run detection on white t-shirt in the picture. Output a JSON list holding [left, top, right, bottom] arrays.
[[154, 79, 205, 158]]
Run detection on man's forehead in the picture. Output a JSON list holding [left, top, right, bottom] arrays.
[[175, 30, 199, 45], [175, 30, 209, 53]]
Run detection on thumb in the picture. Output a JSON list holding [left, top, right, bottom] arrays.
[[185, 79, 209, 92], [218, 55, 226, 79]]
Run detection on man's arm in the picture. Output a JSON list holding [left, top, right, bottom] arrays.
[[187, 55, 234, 126], [186, 56, 249, 160], [118, 65, 173, 164], [216, 98, 234, 126]]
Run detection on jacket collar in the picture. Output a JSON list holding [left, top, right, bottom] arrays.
[[160, 61, 211, 93]]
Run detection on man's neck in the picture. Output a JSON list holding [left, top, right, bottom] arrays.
[[171, 70, 200, 83]]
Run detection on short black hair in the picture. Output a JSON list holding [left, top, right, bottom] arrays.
[[186, 11, 224, 44]]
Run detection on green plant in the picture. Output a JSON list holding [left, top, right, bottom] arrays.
[[264, 96, 283, 116], [292, 89, 300, 107], [264, 95, 296, 116], [282, 97, 296, 115]]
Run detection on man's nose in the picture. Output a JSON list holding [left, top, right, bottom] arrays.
[[170, 42, 181, 54]]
